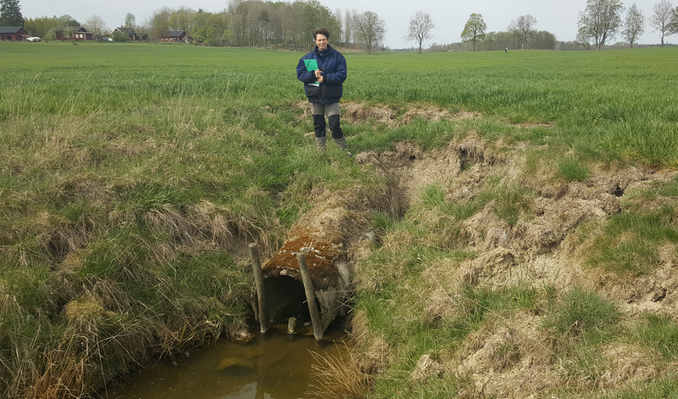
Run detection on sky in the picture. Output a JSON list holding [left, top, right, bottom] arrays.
[[20, 0, 672, 48]]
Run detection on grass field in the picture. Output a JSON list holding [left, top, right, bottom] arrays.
[[1, 41, 678, 398]]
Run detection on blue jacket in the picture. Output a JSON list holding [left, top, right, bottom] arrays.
[[296, 45, 347, 104]]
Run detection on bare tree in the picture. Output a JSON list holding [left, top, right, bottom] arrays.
[[84, 14, 108, 39], [577, 0, 624, 49], [406, 11, 435, 53], [344, 9, 352, 46], [623, 3, 645, 47], [333, 8, 344, 45], [355, 11, 386, 54], [649, 0, 675, 46], [508, 15, 537, 49], [461, 13, 487, 52]]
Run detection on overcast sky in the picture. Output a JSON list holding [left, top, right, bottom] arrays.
[[20, 0, 672, 48]]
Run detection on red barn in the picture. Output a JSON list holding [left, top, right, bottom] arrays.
[[160, 30, 187, 43], [0, 26, 30, 41]]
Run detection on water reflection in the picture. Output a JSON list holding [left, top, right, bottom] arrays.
[[104, 330, 346, 399]]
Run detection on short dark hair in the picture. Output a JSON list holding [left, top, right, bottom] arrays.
[[313, 28, 330, 40]]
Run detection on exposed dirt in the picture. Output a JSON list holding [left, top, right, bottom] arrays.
[[298, 101, 480, 130], [351, 133, 678, 397], [281, 103, 678, 397], [357, 135, 677, 304], [454, 312, 562, 397]]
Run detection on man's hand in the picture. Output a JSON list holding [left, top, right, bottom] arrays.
[[318, 75, 324, 83], [315, 69, 323, 79]]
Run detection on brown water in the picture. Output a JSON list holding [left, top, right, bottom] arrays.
[[102, 330, 346, 399]]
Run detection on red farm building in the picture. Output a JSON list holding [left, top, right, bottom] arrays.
[[160, 30, 187, 43], [0, 26, 30, 41]]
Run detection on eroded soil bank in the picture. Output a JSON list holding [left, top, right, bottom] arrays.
[[355, 137, 678, 314], [288, 105, 678, 398], [354, 138, 677, 397]]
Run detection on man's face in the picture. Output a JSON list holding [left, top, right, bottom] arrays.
[[315, 34, 328, 51]]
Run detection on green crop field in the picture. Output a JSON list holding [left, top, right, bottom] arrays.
[[1, 41, 678, 398]]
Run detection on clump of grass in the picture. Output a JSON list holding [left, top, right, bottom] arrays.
[[541, 288, 620, 389], [422, 185, 445, 207], [370, 212, 397, 235], [493, 184, 533, 226], [473, 180, 533, 226], [561, 347, 607, 389], [450, 285, 539, 337], [625, 175, 678, 202], [417, 179, 533, 228], [276, 204, 299, 228], [610, 375, 678, 398], [635, 313, 678, 361], [415, 184, 482, 223], [558, 156, 591, 181], [309, 346, 373, 399], [543, 287, 619, 340], [443, 201, 482, 221], [586, 206, 678, 275]]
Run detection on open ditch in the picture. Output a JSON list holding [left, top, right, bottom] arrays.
[[51, 102, 677, 398]]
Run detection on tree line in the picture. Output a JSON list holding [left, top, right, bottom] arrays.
[[576, 0, 678, 48], [8, 0, 678, 51], [150, 1, 387, 53], [446, 0, 678, 52], [20, 0, 386, 53]]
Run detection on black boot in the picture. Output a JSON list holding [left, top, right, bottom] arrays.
[[329, 115, 343, 140], [313, 114, 326, 138]]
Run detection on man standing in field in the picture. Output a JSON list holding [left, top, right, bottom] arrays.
[[296, 28, 349, 154]]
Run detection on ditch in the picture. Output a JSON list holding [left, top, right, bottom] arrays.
[[102, 329, 347, 399]]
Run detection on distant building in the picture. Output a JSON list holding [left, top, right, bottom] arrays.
[[159, 30, 187, 43], [54, 26, 93, 40], [112, 27, 142, 41], [0, 26, 30, 41]]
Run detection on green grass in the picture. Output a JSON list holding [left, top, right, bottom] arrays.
[[635, 313, 678, 361], [2, 42, 678, 398], [586, 206, 678, 275], [2, 43, 678, 165], [422, 184, 446, 207], [417, 179, 533, 227], [609, 376, 678, 398], [558, 156, 591, 181], [626, 175, 678, 202], [543, 287, 620, 339]]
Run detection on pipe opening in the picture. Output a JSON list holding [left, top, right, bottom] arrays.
[[263, 276, 316, 324]]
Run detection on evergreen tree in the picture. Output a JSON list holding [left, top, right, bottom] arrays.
[[0, 0, 24, 26]]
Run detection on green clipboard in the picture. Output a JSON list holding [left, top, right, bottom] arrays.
[[304, 59, 320, 86]]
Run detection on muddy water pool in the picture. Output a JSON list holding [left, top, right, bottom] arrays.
[[104, 330, 346, 399]]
